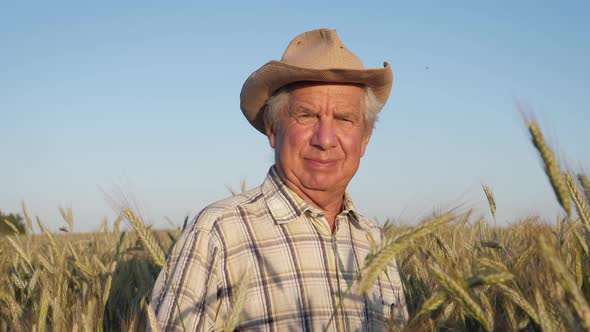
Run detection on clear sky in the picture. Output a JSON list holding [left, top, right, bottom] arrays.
[[1, 1, 589, 232]]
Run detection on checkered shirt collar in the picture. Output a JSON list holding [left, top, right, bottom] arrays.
[[262, 166, 361, 225]]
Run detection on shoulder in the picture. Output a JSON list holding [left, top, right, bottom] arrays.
[[185, 186, 265, 233]]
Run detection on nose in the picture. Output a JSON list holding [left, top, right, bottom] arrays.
[[310, 117, 337, 150]]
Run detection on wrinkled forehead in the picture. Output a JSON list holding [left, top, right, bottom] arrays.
[[286, 82, 365, 108]]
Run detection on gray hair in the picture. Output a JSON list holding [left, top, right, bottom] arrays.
[[264, 85, 383, 135]]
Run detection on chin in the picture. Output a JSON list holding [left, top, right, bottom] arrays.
[[301, 175, 342, 192]]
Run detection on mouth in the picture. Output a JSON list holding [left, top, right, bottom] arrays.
[[305, 158, 338, 168]]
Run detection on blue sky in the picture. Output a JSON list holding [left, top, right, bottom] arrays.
[[1, 1, 589, 232]]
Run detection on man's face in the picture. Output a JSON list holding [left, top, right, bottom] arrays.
[[266, 83, 371, 195]]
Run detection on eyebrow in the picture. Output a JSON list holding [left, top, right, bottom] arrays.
[[289, 106, 318, 116], [335, 110, 358, 118], [288, 104, 362, 122]]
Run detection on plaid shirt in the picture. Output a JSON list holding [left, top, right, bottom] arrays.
[[151, 166, 407, 331]]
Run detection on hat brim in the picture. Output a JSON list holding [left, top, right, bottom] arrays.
[[240, 61, 393, 134]]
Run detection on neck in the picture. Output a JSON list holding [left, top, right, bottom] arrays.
[[275, 166, 344, 232]]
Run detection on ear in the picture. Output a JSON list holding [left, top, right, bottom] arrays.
[[360, 128, 372, 157], [264, 113, 276, 149]]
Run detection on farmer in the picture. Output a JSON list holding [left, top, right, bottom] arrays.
[[150, 28, 408, 331]]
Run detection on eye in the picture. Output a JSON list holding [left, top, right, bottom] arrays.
[[294, 110, 317, 124], [337, 116, 353, 123]]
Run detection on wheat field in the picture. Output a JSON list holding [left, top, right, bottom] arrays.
[[1, 118, 590, 331]]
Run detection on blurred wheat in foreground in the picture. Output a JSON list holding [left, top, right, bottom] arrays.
[[1, 117, 590, 331]]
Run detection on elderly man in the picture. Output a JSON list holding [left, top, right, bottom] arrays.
[[151, 28, 407, 331]]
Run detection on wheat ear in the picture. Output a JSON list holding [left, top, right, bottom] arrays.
[[465, 272, 513, 288], [526, 120, 571, 216], [21, 201, 34, 233], [539, 236, 590, 330], [478, 257, 509, 272], [513, 245, 536, 272], [146, 301, 162, 332], [122, 208, 166, 268], [572, 226, 590, 255], [58, 206, 74, 232], [38, 289, 49, 332], [428, 263, 491, 331], [7, 236, 33, 271], [534, 289, 556, 332], [411, 291, 446, 323], [2, 219, 20, 234], [502, 300, 518, 331], [358, 214, 452, 294], [481, 184, 496, 223], [496, 284, 539, 325], [565, 172, 590, 227], [579, 174, 590, 204]]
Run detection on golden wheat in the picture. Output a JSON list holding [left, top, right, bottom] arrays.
[[481, 184, 496, 223], [121, 209, 166, 268], [539, 236, 590, 330], [358, 214, 453, 294], [526, 120, 571, 216], [428, 263, 491, 331], [579, 174, 590, 203], [566, 172, 590, 227], [1, 118, 589, 331]]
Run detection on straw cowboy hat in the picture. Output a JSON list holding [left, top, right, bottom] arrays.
[[240, 28, 394, 134]]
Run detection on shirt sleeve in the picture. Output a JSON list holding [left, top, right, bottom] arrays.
[[149, 226, 221, 332]]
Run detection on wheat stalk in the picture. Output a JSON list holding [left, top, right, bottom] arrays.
[[58, 206, 74, 232], [102, 274, 112, 306], [496, 284, 540, 325], [525, 119, 571, 216], [11, 273, 25, 292], [539, 236, 590, 330], [579, 174, 590, 204], [121, 209, 166, 268], [479, 292, 494, 331], [74, 260, 93, 278], [478, 257, 509, 273], [92, 255, 107, 274], [358, 214, 453, 294], [27, 269, 41, 296], [481, 184, 496, 223], [41, 226, 58, 254], [7, 236, 33, 271], [572, 226, 590, 255], [146, 301, 162, 332], [574, 240, 584, 287], [428, 263, 491, 331], [565, 172, 590, 227], [465, 272, 513, 288], [411, 291, 446, 323], [2, 219, 20, 234], [512, 244, 536, 273], [38, 289, 49, 332], [502, 300, 518, 331], [439, 299, 456, 322], [432, 232, 452, 260], [37, 254, 56, 274], [21, 201, 34, 233]]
